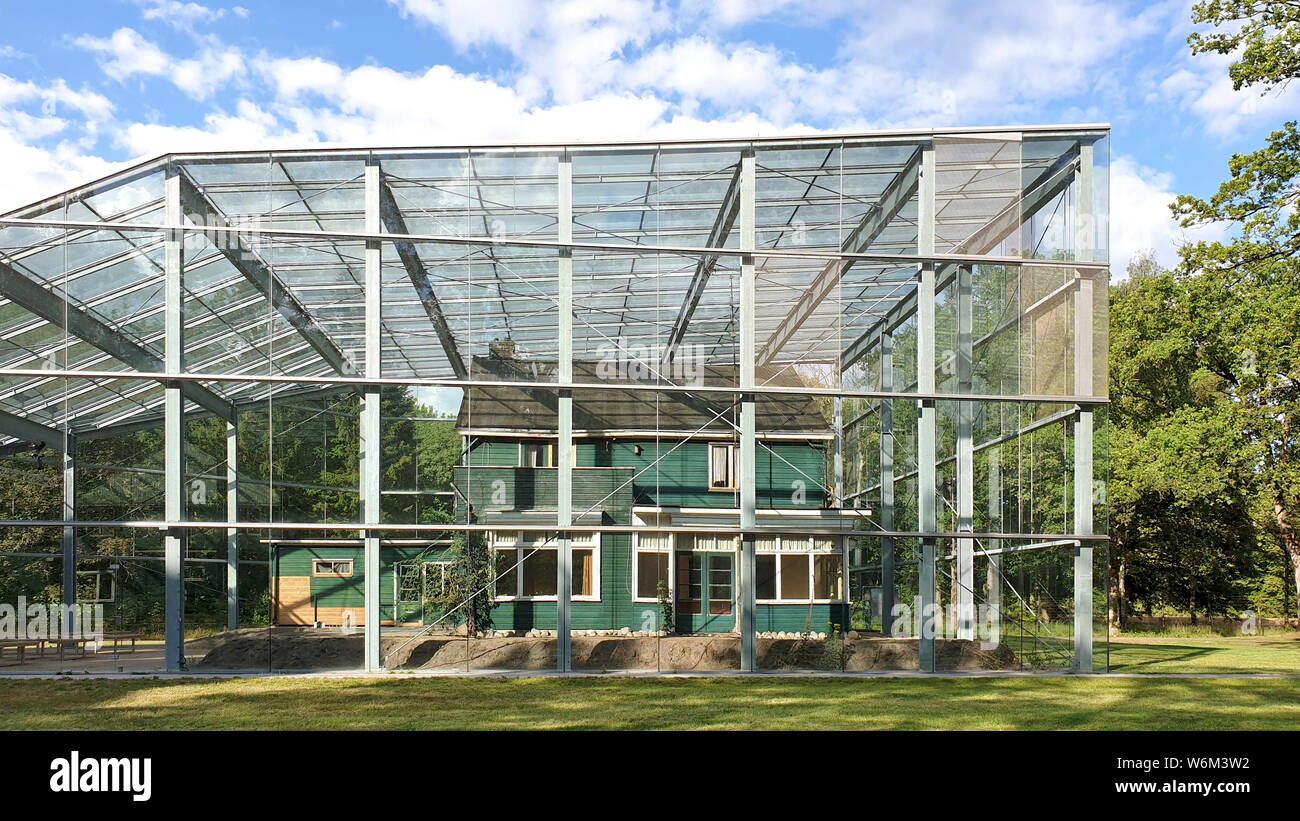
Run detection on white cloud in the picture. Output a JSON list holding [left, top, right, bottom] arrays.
[[623, 37, 841, 126], [833, 0, 1182, 127], [1108, 155, 1224, 276], [389, 0, 538, 52], [677, 0, 857, 28], [75, 28, 246, 101], [137, 0, 227, 29], [1158, 51, 1298, 139], [0, 75, 119, 212], [115, 99, 309, 157], [390, 0, 671, 103]]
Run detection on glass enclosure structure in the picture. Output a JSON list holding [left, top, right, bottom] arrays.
[[0, 126, 1109, 673]]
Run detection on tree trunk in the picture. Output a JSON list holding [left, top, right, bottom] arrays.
[[1275, 488, 1300, 622], [1107, 545, 1127, 634], [1107, 560, 1118, 633], [1285, 547, 1293, 626], [1189, 582, 1197, 625], [1118, 554, 1127, 628]]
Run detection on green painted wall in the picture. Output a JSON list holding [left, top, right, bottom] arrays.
[[327, 434, 845, 633], [275, 545, 438, 622], [464, 437, 829, 510], [275, 540, 843, 633], [756, 603, 850, 634]]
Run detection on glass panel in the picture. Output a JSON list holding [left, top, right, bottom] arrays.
[[756, 553, 777, 600], [573, 548, 593, 597], [494, 548, 517, 596], [636, 551, 668, 599], [814, 553, 843, 600], [780, 553, 809, 600], [520, 547, 557, 597]]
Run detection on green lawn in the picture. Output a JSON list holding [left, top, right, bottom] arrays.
[[1108, 634, 1300, 674], [0, 676, 1296, 731], [1, 636, 1295, 731]]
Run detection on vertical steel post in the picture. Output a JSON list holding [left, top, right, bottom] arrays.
[[738, 149, 757, 672], [164, 164, 186, 672], [61, 434, 75, 609], [363, 160, 382, 671], [1072, 140, 1096, 672], [556, 152, 573, 672], [226, 419, 238, 632], [833, 397, 843, 507], [956, 264, 975, 639], [917, 143, 937, 672], [987, 447, 1001, 647], [879, 331, 895, 633]]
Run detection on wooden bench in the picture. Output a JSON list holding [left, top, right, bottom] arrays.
[[0, 639, 46, 664], [98, 632, 140, 653], [45, 637, 90, 661]]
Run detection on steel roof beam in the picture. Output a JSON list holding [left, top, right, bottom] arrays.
[[661, 160, 743, 365], [0, 257, 233, 421], [0, 406, 67, 451], [376, 175, 468, 380], [176, 171, 360, 384], [757, 147, 921, 365]]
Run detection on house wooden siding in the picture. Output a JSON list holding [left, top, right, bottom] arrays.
[[459, 437, 828, 512], [273, 545, 433, 626]]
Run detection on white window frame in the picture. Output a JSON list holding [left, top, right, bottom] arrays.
[[312, 558, 354, 578], [708, 442, 738, 491], [632, 531, 675, 603], [754, 535, 845, 604], [422, 560, 451, 598], [519, 441, 556, 467], [490, 531, 601, 602]]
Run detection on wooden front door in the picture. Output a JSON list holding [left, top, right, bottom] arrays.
[[675, 552, 734, 633]]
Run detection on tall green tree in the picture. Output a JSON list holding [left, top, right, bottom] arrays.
[[1108, 254, 1262, 622], [1172, 0, 1300, 616]]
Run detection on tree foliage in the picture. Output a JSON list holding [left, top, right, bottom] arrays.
[[426, 530, 495, 634], [1189, 0, 1300, 92], [1120, 0, 1300, 619], [1108, 254, 1265, 619]]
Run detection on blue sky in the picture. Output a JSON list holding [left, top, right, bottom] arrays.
[[0, 0, 1296, 274]]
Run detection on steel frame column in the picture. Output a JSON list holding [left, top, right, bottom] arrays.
[[163, 165, 186, 672], [1072, 140, 1096, 672], [956, 264, 975, 639], [363, 160, 382, 671], [917, 144, 938, 672], [833, 397, 843, 508], [226, 419, 238, 632], [738, 149, 757, 672], [556, 152, 573, 673], [61, 434, 75, 608], [987, 447, 1002, 647], [879, 331, 895, 633]]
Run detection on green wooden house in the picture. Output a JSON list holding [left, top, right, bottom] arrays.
[[271, 357, 854, 634]]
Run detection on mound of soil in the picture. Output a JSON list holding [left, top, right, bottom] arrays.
[[191, 628, 363, 670], [843, 636, 1017, 671], [193, 629, 1018, 672]]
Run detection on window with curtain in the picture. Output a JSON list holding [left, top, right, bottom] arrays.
[[490, 532, 600, 600]]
